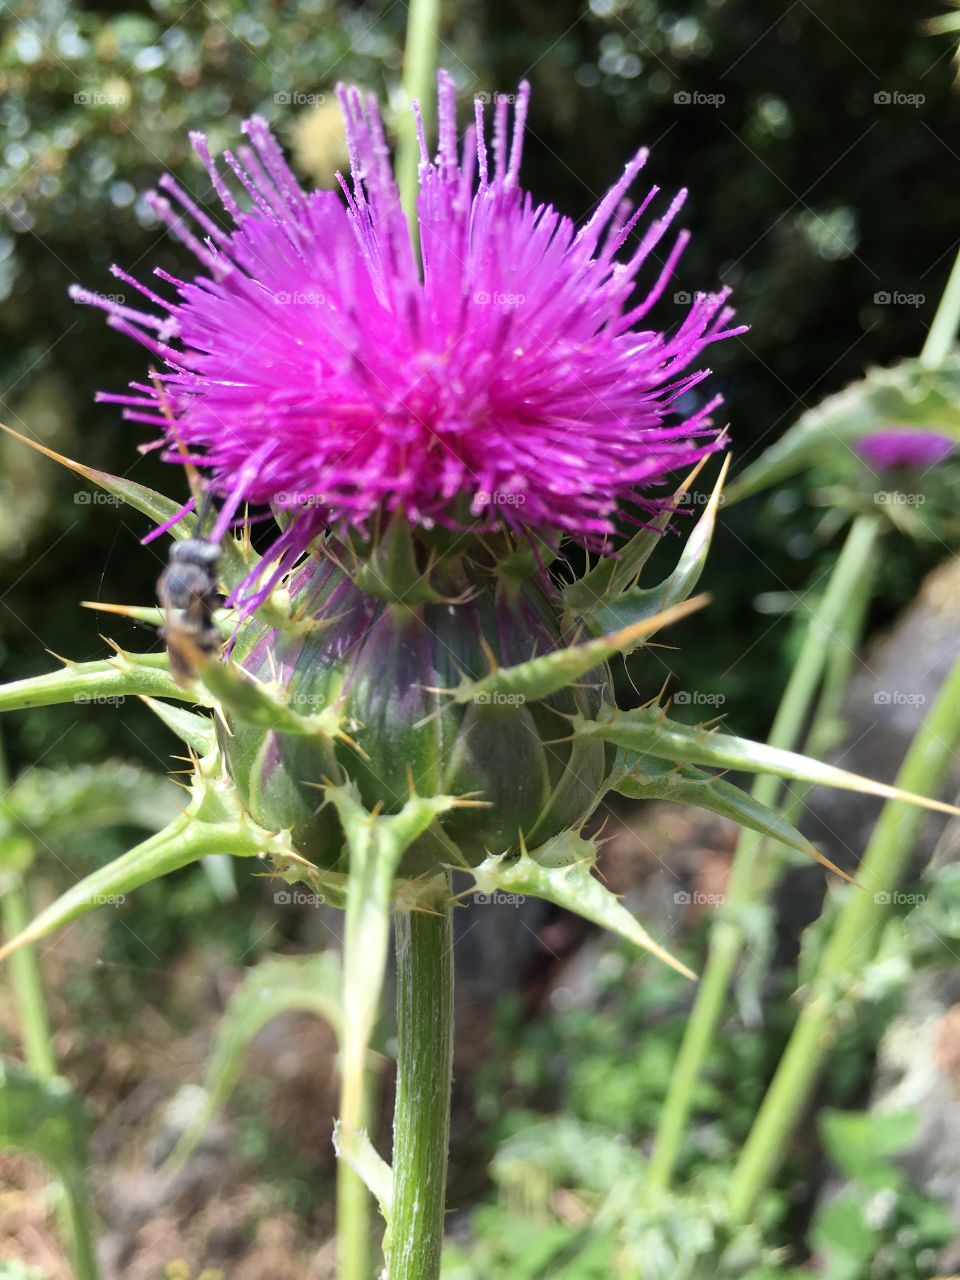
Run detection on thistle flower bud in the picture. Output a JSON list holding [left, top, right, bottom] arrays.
[[221, 545, 610, 875]]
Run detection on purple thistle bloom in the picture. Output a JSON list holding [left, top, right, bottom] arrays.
[[856, 429, 955, 472], [72, 73, 743, 595]]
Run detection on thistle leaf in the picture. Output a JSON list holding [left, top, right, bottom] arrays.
[[167, 951, 344, 1172], [468, 831, 696, 980], [450, 594, 709, 707], [0, 419, 188, 530], [726, 357, 960, 504], [577, 706, 960, 818], [608, 752, 854, 882], [351, 515, 441, 605], [0, 650, 199, 714], [569, 457, 730, 637], [564, 454, 715, 610], [0, 747, 295, 962]]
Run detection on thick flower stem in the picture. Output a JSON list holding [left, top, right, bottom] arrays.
[[390, 883, 454, 1280], [728, 651, 960, 1220], [647, 514, 880, 1190]]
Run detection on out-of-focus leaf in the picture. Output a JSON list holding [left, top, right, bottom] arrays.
[[0, 1058, 89, 1190], [168, 951, 343, 1170], [819, 1108, 917, 1190], [1, 761, 178, 838]]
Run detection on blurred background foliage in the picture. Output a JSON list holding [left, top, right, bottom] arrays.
[[2, 1, 960, 1275]]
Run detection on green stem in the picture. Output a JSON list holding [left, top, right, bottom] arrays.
[[777, 545, 875, 829], [389, 882, 454, 1280], [920, 246, 960, 367], [395, 0, 442, 238], [3, 884, 56, 1078], [647, 514, 880, 1189], [729, 651, 960, 1220]]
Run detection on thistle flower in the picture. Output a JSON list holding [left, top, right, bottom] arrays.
[[72, 73, 742, 600], [856, 428, 955, 471], [68, 75, 744, 868]]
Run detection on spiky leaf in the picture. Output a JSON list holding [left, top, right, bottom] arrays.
[[577, 705, 960, 817], [450, 595, 708, 708], [468, 831, 695, 980], [568, 458, 729, 637]]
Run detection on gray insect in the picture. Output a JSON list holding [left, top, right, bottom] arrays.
[[158, 538, 222, 685]]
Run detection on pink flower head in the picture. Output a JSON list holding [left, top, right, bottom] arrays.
[[72, 73, 743, 599], [856, 428, 954, 472]]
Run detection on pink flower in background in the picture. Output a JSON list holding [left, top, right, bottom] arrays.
[[856, 429, 954, 471]]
